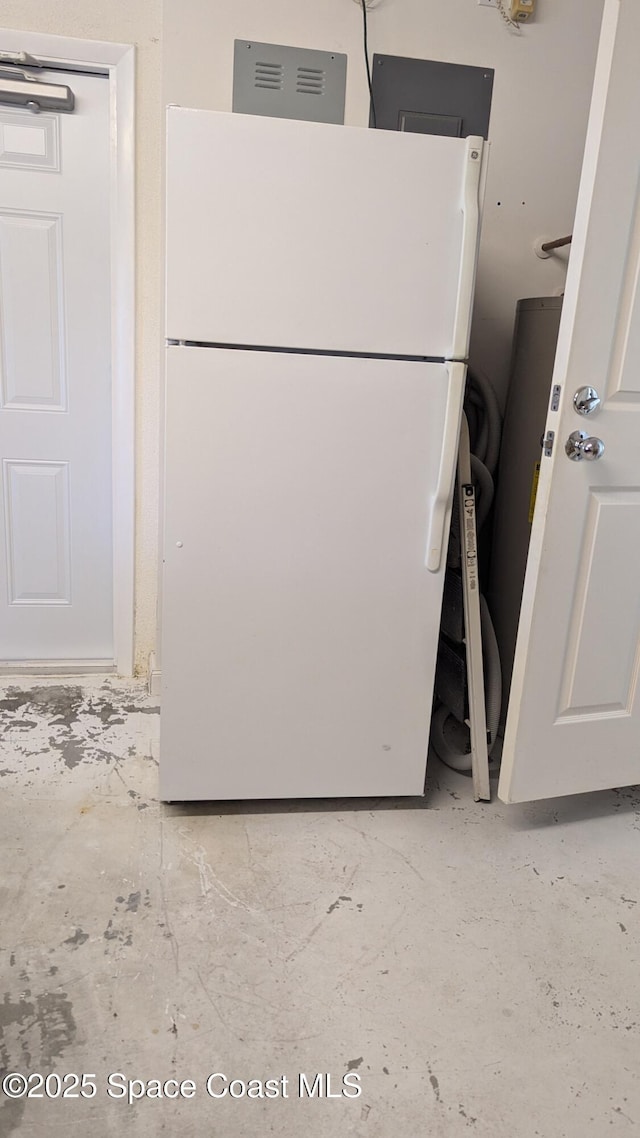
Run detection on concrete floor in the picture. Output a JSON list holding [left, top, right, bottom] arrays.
[[0, 677, 639, 1137]]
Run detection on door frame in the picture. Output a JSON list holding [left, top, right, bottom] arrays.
[[0, 28, 135, 676]]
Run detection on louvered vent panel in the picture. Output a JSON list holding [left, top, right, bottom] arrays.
[[296, 67, 326, 96], [254, 62, 283, 91], [233, 41, 346, 124]]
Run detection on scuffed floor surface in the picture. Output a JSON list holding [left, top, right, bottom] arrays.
[[0, 677, 639, 1137]]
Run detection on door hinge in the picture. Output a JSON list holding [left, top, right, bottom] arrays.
[[543, 430, 555, 457]]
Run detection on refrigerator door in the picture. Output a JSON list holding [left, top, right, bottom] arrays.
[[160, 346, 463, 801], [166, 109, 482, 358]]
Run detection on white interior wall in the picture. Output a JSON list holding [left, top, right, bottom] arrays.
[[163, 0, 606, 401], [0, 1, 162, 675]]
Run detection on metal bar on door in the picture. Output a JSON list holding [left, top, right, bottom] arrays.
[[458, 413, 491, 803]]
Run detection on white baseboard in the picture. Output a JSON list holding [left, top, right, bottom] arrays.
[[148, 652, 162, 697]]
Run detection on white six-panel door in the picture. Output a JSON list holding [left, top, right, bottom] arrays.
[[0, 71, 113, 664], [499, 0, 640, 802]]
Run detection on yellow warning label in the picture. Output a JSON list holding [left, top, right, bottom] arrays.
[[528, 462, 541, 524]]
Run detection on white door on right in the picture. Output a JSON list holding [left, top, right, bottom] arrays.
[[499, 0, 640, 803]]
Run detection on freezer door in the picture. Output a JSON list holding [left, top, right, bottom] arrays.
[[160, 347, 463, 801], [165, 108, 482, 358]]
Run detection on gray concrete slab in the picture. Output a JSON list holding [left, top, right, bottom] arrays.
[[0, 677, 639, 1136]]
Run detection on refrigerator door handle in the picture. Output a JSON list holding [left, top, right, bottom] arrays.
[[451, 135, 484, 361], [425, 362, 467, 572]]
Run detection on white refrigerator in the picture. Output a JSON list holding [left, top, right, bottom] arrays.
[[160, 108, 485, 801]]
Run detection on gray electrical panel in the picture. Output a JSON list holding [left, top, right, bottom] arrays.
[[233, 40, 347, 125], [370, 55, 494, 139]]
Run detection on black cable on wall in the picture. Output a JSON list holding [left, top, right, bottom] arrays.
[[361, 0, 377, 127]]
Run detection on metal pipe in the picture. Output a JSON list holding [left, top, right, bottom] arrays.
[[540, 234, 572, 253]]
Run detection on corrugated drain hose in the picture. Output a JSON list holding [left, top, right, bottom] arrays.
[[430, 368, 502, 773]]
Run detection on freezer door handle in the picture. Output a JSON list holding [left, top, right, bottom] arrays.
[[451, 136, 484, 361], [425, 362, 467, 572]]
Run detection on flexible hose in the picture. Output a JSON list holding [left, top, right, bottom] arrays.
[[467, 368, 502, 475], [430, 702, 472, 771], [464, 399, 480, 453], [432, 365, 503, 775], [431, 597, 503, 772], [469, 454, 494, 532], [465, 387, 489, 465], [474, 404, 490, 467]]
